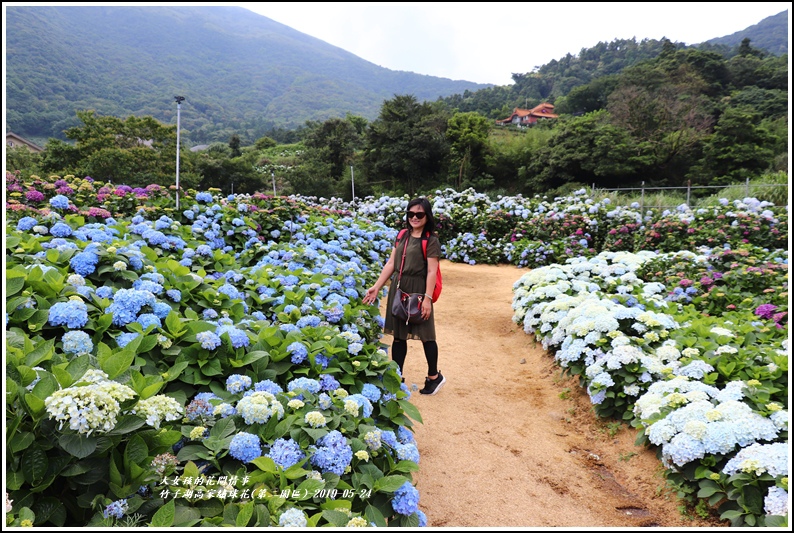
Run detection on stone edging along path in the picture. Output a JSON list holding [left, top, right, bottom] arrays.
[[377, 260, 722, 528]]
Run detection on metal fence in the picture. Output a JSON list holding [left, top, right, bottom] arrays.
[[590, 178, 788, 210]]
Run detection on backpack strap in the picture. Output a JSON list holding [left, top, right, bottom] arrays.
[[397, 228, 431, 261], [395, 229, 408, 248], [420, 230, 429, 261]]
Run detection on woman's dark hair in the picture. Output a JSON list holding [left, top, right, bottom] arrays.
[[405, 197, 436, 236]]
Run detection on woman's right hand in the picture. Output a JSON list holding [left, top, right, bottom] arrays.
[[362, 286, 378, 305]]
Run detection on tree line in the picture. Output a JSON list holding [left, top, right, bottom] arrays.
[[8, 39, 787, 199]]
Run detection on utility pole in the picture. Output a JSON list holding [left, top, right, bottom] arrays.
[[174, 96, 185, 209], [272, 171, 276, 196], [351, 164, 355, 200]]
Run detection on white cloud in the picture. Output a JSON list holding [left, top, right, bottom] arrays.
[[241, 1, 790, 85]]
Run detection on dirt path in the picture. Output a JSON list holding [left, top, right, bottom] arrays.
[[381, 261, 723, 528]]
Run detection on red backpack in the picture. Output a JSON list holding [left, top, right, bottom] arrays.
[[396, 229, 442, 303]]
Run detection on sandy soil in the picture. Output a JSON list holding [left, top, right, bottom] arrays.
[[379, 260, 726, 528]]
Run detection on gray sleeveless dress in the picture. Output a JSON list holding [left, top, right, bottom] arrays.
[[384, 233, 441, 341]]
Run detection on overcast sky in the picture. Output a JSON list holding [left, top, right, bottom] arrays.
[[241, 2, 790, 86]]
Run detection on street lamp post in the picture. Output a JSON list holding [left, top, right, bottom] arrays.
[[350, 164, 355, 201], [272, 171, 276, 196], [174, 96, 185, 209]]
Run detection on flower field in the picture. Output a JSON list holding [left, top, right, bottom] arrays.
[[4, 171, 790, 527]]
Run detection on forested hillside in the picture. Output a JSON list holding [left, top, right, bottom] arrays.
[[5, 5, 488, 146], [439, 10, 788, 120]]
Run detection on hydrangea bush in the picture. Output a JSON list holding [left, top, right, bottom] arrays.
[[512, 245, 789, 526], [5, 177, 427, 527]]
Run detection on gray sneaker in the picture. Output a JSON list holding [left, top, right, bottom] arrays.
[[419, 372, 445, 395]]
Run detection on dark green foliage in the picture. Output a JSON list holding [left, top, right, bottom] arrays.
[[228, 135, 242, 158], [303, 117, 362, 180], [446, 112, 491, 190], [39, 111, 179, 188], [526, 111, 642, 191], [361, 95, 452, 196], [687, 106, 777, 186]]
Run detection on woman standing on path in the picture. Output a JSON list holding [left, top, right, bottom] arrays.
[[363, 198, 445, 395]]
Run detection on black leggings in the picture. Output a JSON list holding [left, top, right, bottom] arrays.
[[391, 339, 438, 377]]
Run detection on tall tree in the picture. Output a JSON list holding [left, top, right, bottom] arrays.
[[228, 134, 242, 157], [362, 95, 451, 195], [687, 106, 776, 186], [446, 112, 491, 189], [303, 117, 361, 180]]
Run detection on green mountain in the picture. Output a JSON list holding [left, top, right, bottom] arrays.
[[703, 9, 789, 56], [5, 5, 489, 145]]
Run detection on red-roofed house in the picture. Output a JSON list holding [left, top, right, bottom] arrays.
[[496, 103, 558, 126]]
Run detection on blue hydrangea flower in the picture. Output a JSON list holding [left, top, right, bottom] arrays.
[[287, 377, 321, 395], [218, 283, 243, 300], [95, 286, 114, 299], [297, 315, 321, 328], [397, 426, 414, 444], [229, 432, 262, 463], [202, 308, 219, 320], [346, 394, 373, 418], [62, 330, 93, 356], [287, 342, 309, 364], [49, 194, 70, 210], [116, 332, 140, 348], [361, 383, 381, 403], [392, 482, 420, 515], [16, 216, 38, 231], [416, 509, 428, 527], [318, 393, 332, 410], [267, 438, 306, 469], [152, 302, 172, 319], [278, 508, 307, 527], [196, 331, 222, 350], [50, 222, 73, 237], [318, 374, 340, 391], [396, 442, 420, 463], [214, 403, 236, 418], [70, 250, 100, 277], [48, 300, 89, 329], [321, 305, 345, 323], [195, 191, 214, 203], [226, 374, 253, 394], [310, 430, 352, 476], [254, 379, 283, 395], [186, 398, 214, 421], [136, 313, 162, 330], [105, 288, 156, 326], [348, 342, 363, 355], [103, 499, 129, 519], [216, 324, 250, 349], [133, 279, 163, 295], [129, 255, 144, 270], [194, 392, 220, 402], [381, 430, 399, 448]]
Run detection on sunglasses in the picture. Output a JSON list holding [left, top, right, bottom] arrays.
[[407, 211, 426, 220]]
